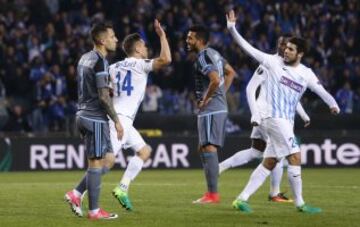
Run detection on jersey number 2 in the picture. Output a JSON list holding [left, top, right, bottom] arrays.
[[116, 70, 134, 96]]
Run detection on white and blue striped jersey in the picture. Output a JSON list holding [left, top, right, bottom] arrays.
[[109, 57, 153, 120], [259, 56, 312, 120], [228, 24, 339, 119], [247, 59, 310, 123]]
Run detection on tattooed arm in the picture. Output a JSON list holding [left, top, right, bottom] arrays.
[[98, 87, 123, 140]]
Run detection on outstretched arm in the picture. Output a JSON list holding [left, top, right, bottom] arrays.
[[312, 85, 340, 114], [307, 71, 340, 115], [152, 19, 172, 71], [296, 103, 310, 127], [226, 10, 272, 65]]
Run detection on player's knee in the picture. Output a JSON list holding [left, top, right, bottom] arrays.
[[287, 152, 301, 165], [262, 158, 277, 170], [88, 158, 103, 168], [103, 152, 116, 169], [201, 144, 217, 152], [137, 145, 152, 161]]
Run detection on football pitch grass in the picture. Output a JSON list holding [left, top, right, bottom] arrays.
[[0, 169, 359, 227]]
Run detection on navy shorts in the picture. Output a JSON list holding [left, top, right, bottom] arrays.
[[197, 112, 227, 148], [76, 116, 113, 159]]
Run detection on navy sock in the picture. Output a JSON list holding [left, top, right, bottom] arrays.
[[86, 168, 102, 210], [75, 166, 110, 194], [200, 152, 219, 193]]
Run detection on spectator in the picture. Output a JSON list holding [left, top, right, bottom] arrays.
[[142, 84, 162, 112], [3, 105, 31, 132], [0, 77, 8, 130], [336, 81, 356, 114], [0, 0, 358, 133]]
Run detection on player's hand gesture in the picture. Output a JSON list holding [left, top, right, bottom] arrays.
[[154, 19, 165, 38], [115, 121, 124, 140], [330, 106, 340, 115], [226, 10, 237, 28], [198, 98, 211, 110]]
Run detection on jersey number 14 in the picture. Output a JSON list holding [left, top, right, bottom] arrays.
[[116, 70, 134, 96]]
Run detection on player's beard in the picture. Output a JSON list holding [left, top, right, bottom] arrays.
[[284, 57, 297, 66]]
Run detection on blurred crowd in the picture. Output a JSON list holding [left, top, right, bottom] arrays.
[[0, 0, 359, 133]]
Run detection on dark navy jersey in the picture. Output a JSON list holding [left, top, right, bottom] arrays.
[[193, 47, 228, 114], [77, 50, 110, 120]]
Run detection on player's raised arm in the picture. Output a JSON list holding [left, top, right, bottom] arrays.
[[223, 61, 236, 92], [246, 70, 265, 126], [152, 19, 172, 71], [226, 10, 272, 65], [296, 103, 310, 127]]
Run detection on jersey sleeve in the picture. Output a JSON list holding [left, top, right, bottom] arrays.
[[246, 66, 266, 117], [198, 52, 218, 76], [94, 58, 110, 88], [306, 69, 339, 108], [306, 69, 322, 91], [295, 102, 310, 122], [142, 59, 154, 74]]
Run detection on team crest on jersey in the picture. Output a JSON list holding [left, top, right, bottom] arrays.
[[257, 67, 264, 75]]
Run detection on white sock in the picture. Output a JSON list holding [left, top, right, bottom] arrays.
[[219, 148, 263, 174], [287, 165, 305, 207], [119, 156, 144, 192], [72, 189, 82, 198], [238, 164, 271, 201], [269, 159, 284, 197], [89, 208, 100, 215]]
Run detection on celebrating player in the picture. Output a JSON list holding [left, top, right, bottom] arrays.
[[109, 19, 171, 211], [186, 25, 236, 203], [219, 35, 310, 203], [226, 10, 339, 213]]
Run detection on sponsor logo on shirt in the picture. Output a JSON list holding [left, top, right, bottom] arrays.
[[280, 76, 303, 93]]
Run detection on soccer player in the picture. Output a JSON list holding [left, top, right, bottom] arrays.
[[109, 19, 171, 210], [226, 10, 340, 213], [64, 22, 123, 220], [186, 25, 236, 203], [219, 35, 311, 203]]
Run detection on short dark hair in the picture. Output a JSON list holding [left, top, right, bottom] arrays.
[[90, 22, 113, 45], [188, 25, 209, 44], [122, 33, 142, 56], [288, 37, 307, 54]]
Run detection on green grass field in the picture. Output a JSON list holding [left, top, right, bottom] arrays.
[[0, 169, 359, 227]]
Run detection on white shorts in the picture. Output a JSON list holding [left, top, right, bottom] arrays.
[[260, 118, 300, 159], [109, 114, 147, 156], [250, 126, 266, 141]]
